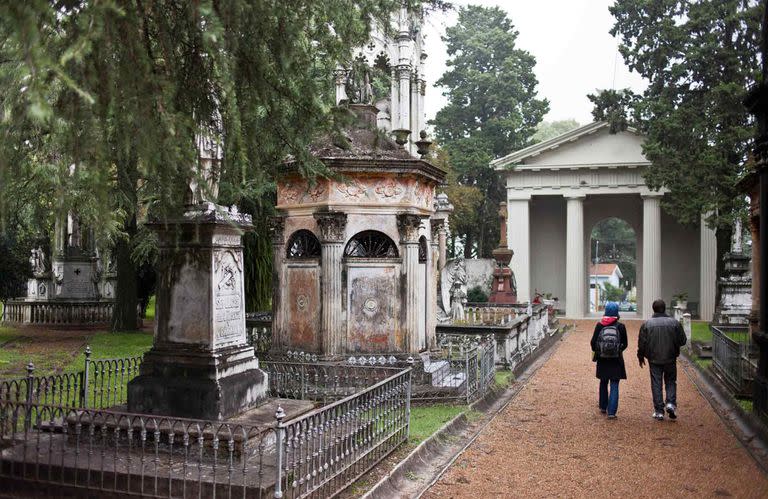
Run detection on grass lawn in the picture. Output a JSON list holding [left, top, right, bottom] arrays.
[[145, 295, 156, 321], [0, 326, 153, 378], [691, 321, 711, 343], [494, 370, 514, 387], [409, 404, 467, 444]]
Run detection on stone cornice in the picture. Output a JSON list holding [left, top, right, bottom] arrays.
[[282, 157, 446, 184]]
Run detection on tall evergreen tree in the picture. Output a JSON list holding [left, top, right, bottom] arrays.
[[432, 5, 548, 258], [610, 0, 763, 270], [587, 88, 641, 133], [0, 1, 441, 327]]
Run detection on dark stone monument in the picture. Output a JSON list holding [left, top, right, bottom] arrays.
[[127, 202, 267, 420]]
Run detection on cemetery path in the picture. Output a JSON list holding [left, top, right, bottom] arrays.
[[424, 319, 768, 499]]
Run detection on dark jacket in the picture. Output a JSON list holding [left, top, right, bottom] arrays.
[[590, 321, 628, 380], [637, 313, 687, 365]]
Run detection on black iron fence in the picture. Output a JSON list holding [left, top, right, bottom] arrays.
[[0, 349, 413, 499], [410, 335, 496, 403], [0, 348, 142, 411], [711, 325, 758, 396]]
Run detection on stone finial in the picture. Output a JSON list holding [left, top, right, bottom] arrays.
[[314, 211, 347, 243], [415, 130, 432, 158], [397, 213, 423, 243], [498, 202, 508, 248]]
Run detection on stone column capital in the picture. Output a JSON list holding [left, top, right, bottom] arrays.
[[564, 194, 586, 201], [397, 213, 424, 243], [641, 191, 664, 200], [396, 64, 412, 78], [314, 211, 347, 243], [430, 219, 445, 240], [269, 216, 285, 245]]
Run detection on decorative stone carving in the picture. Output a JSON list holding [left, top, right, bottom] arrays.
[[337, 181, 368, 199], [306, 183, 326, 202], [269, 216, 285, 245], [314, 211, 347, 243], [279, 181, 304, 204], [375, 180, 404, 199], [431, 219, 444, 242], [397, 214, 423, 243]]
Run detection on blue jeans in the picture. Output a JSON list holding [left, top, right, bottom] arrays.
[[599, 379, 620, 416]]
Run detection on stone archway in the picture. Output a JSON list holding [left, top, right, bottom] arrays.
[[588, 217, 637, 314]]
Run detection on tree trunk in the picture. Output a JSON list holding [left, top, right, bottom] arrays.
[[463, 233, 473, 259], [111, 152, 140, 332]]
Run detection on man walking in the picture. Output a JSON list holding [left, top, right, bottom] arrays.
[[638, 299, 687, 421]]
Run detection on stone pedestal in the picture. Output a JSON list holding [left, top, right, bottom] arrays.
[[713, 251, 752, 326], [128, 203, 267, 420]]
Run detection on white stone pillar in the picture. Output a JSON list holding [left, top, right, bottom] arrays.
[[642, 194, 663, 319], [565, 195, 586, 318], [390, 67, 399, 132], [700, 212, 717, 322], [398, 214, 424, 352], [314, 211, 347, 356], [410, 73, 420, 155], [428, 223, 440, 349], [506, 195, 531, 303], [397, 65, 412, 132]]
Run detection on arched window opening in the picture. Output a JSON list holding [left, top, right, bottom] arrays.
[[418, 236, 428, 263], [344, 231, 399, 258], [286, 230, 321, 259]]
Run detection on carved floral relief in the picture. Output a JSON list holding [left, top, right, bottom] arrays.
[[375, 180, 404, 199], [337, 181, 368, 200]]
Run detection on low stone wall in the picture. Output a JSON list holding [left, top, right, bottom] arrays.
[[437, 303, 555, 369], [1, 299, 114, 327]]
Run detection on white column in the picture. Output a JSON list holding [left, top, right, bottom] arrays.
[[700, 212, 717, 322], [397, 65, 411, 132], [565, 195, 586, 318], [315, 212, 347, 356], [506, 195, 531, 303], [389, 67, 399, 132], [410, 77, 419, 155], [642, 194, 663, 319], [398, 214, 424, 352]]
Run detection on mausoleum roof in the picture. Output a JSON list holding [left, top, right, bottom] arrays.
[[283, 104, 446, 184]]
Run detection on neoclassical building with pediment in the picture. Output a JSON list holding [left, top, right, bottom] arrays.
[[492, 121, 717, 320]]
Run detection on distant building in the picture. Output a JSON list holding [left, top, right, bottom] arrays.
[[589, 263, 623, 312]]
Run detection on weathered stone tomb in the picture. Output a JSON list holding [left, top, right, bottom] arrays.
[[271, 104, 446, 358]]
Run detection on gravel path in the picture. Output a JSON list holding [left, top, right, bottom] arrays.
[[424, 320, 768, 498]]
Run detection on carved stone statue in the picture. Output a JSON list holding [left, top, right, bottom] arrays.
[[344, 67, 374, 105], [450, 281, 467, 321]]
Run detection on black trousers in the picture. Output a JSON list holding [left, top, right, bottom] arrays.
[[650, 362, 677, 412]]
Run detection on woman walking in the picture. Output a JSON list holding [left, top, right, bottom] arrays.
[[590, 302, 628, 419]]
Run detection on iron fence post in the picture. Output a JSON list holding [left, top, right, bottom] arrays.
[[81, 346, 91, 409], [405, 369, 412, 439], [274, 406, 286, 499], [24, 361, 34, 431]]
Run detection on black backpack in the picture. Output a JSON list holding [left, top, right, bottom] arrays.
[[597, 325, 621, 358]]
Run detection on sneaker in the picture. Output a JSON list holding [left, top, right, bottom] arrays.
[[607, 414, 617, 420], [665, 403, 677, 420], [600, 409, 607, 414], [652, 411, 664, 421]]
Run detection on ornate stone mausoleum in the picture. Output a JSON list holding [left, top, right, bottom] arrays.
[[271, 104, 445, 358], [1, 211, 116, 327]]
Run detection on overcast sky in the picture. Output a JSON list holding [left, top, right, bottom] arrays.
[[421, 0, 648, 125]]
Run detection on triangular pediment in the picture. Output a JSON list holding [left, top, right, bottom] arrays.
[[492, 121, 650, 171]]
